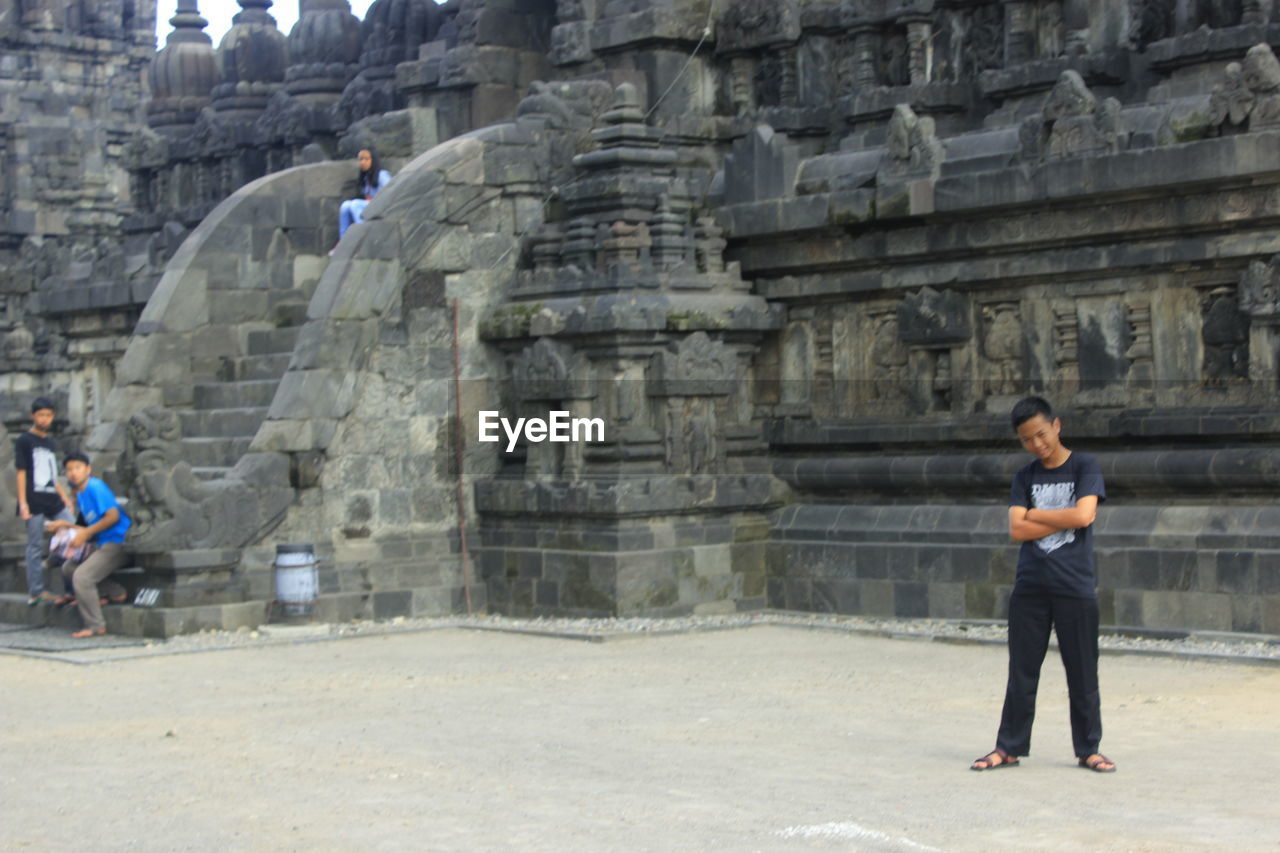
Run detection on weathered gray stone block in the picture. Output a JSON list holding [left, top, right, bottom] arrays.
[[268, 370, 360, 420]]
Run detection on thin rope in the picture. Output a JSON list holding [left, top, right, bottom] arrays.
[[644, 0, 718, 122]]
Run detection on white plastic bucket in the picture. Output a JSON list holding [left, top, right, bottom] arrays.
[[274, 543, 318, 618]]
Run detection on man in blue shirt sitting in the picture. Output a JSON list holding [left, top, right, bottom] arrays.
[[45, 452, 132, 638]]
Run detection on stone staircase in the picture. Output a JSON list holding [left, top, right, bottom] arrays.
[[185, 324, 300, 482], [0, 321, 305, 635], [0, 536, 148, 626]]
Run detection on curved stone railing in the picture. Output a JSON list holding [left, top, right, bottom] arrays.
[[85, 161, 351, 553], [239, 119, 555, 616]]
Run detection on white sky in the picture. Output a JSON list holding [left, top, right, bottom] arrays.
[[154, 0, 446, 50]]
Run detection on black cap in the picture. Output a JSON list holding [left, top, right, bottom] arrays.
[[31, 396, 55, 413]]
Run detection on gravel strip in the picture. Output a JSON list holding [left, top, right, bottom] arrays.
[[13, 610, 1277, 666]]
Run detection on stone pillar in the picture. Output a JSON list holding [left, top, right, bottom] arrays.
[[729, 56, 755, 113], [1125, 293, 1155, 403], [779, 45, 800, 103], [850, 27, 879, 88], [905, 17, 933, 86], [1004, 0, 1034, 66]]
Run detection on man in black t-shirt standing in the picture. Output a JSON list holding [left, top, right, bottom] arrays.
[[14, 397, 76, 605], [970, 396, 1117, 774]]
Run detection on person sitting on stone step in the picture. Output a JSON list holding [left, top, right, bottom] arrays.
[[45, 452, 132, 639], [335, 147, 392, 247]]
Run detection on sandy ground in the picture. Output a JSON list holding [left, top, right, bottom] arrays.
[[2, 626, 1278, 853]]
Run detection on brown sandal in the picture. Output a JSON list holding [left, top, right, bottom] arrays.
[[71, 628, 106, 639], [1079, 754, 1117, 773], [970, 748, 1019, 771]]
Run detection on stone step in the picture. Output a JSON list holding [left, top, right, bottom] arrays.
[[229, 352, 293, 382], [179, 406, 268, 438], [180, 436, 253, 468], [0, 556, 53, 595], [193, 379, 279, 410], [0, 591, 260, 638], [0, 567, 148, 628], [0, 542, 23, 594], [246, 326, 300, 357]]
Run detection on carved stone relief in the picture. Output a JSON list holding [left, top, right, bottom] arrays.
[[879, 103, 945, 182], [664, 398, 719, 475], [512, 337, 594, 401], [1201, 285, 1250, 386], [648, 332, 737, 398], [717, 0, 800, 56], [897, 287, 971, 346], [1239, 254, 1280, 320], [869, 308, 909, 408], [982, 301, 1024, 398], [1209, 44, 1280, 132], [117, 407, 281, 552], [1021, 71, 1125, 162]]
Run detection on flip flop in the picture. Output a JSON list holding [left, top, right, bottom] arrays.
[[970, 748, 1020, 771], [53, 594, 76, 606], [27, 591, 58, 606], [71, 628, 106, 639], [99, 593, 128, 605], [1079, 754, 1117, 773]]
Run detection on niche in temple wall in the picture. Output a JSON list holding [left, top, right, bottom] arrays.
[[1200, 283, 1250, 388], [931, 3, 1005, 83], [779, 316, 815, 412], [664, 397, 720, 476], [833, 300, 910, 418], [979, 300, 1026, 407], [878, 27, 911, 87], [1074, 295, 1132, 405]]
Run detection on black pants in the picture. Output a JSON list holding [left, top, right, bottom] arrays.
[[996, 589, 1102, 758]]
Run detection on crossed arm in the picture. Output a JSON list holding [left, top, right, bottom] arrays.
[[1008, 495, 1098, 542]]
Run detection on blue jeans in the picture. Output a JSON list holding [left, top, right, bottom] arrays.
[[25, 507, 74, 596], [338, 198, 370, 238]]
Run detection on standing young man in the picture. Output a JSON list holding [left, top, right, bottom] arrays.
[[46, 452, 131, 638], [14, 396, 76, 605], [970, 396, 1117, 774]]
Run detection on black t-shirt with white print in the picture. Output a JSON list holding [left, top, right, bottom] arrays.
[[1009, 451, 1106, 599], [14, 430, 62, 517]]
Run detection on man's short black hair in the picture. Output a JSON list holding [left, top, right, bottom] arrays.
[[31, 396, 55, 413], [64, 451, 90, 467], [1011, 396, 1054, 430]]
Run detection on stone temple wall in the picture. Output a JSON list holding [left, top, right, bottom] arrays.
[[0, 0, 156, 543], [6, 0, 1280, 635]]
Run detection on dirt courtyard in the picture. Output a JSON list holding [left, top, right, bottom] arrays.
[[3, 625, 1278, 852]]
